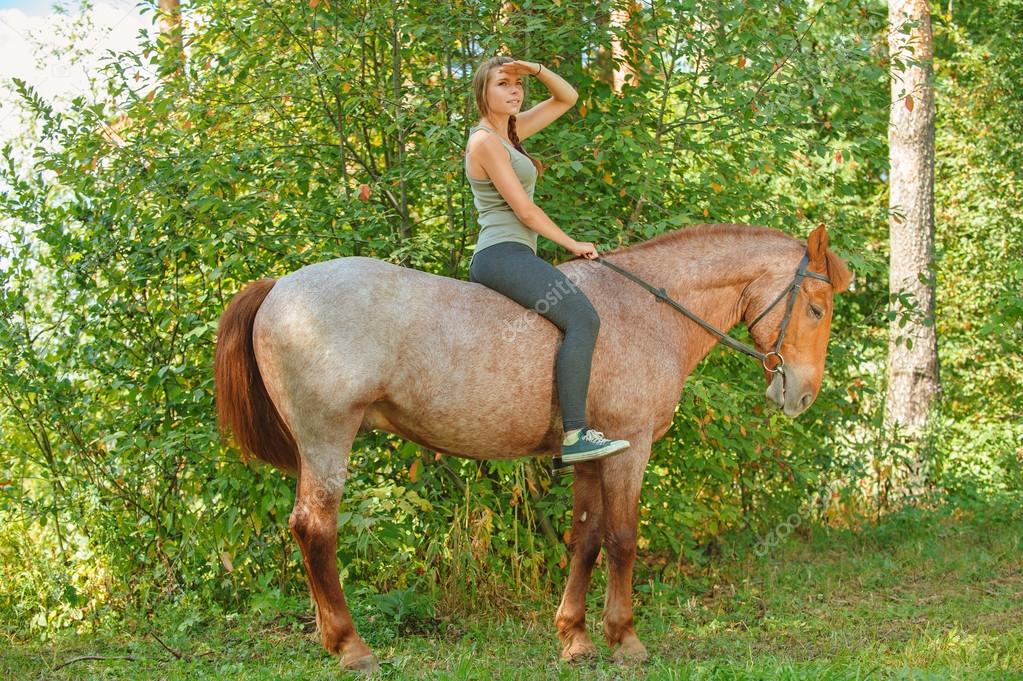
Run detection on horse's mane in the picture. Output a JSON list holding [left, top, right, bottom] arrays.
[[560, 223, 852, 292], [561, 223, 799, 262]]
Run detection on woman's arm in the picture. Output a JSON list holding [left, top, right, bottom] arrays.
[[471, 132, 596, 257], [504, 60, 578, 140]]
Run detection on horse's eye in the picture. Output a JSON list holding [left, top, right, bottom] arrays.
[[809, 303, 824, 320]]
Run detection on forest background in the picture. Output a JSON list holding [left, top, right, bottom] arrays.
[[0, 0, 1020, 658]]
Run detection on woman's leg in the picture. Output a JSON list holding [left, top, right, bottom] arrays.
[[469, 242, 600, 432]]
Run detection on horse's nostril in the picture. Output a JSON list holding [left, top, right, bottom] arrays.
[[799, 392, 813, 410]]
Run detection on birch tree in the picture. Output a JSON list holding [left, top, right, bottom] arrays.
[[886, 0, 940, 463]]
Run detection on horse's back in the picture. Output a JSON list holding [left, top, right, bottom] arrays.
[[258, 256, 449, 337], [251, 255, 564, 457]]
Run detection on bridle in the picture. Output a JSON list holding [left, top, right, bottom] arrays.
[[597, 251, 831, 373], [595, 251, 832, 374]]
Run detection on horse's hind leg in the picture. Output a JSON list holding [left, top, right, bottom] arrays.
[[554, 461, 603, 661], [288, 413, 378, 672]]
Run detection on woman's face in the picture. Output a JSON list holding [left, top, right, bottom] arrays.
[[485, 65, 523, 117]]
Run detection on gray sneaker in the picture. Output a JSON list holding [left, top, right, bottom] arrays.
[[553, 427, 630, 470]]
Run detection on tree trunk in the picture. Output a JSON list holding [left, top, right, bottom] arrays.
[[391, 10, 410, 244], [609, 4, 632, 93], [599, 1, 640, 94], [885, 0, 940, 468], [158, 0, 184, 76]]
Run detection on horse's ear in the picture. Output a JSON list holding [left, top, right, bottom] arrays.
[[825, 251, 853, 293], [807, 224, 829, 267], [807, 224, 853, 293]]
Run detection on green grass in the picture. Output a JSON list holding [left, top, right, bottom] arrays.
[[3, 501, 1022, 680]]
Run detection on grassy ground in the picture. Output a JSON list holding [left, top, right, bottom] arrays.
[[3, 501, 1022, 680]]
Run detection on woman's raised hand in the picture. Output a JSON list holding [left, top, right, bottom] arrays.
[[499, 60, 541, 77], [568, 240, 600, 259]]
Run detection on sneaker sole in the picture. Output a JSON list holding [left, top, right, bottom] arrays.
[[555, 440, 631, 468]]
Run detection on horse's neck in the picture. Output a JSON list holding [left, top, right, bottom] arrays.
[[606, 230, 802, 373]]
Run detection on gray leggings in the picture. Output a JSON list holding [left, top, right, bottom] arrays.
[[469, 241, 599, 432]]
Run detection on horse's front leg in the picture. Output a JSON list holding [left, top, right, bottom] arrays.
[[599, 434, 652, 663], [554, 460, 603, 661]]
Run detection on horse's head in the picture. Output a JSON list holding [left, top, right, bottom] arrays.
[[744, 225, 853, 417]]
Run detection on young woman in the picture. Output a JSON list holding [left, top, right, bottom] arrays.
[[464, 55, 630, 469]]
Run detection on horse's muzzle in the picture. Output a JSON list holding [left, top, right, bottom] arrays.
[[765, 367, 816, 418]]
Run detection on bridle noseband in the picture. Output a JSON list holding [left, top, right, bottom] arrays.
[[595, 251, 832, 374]]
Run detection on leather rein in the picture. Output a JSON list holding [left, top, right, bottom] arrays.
[[595, 251, 832, 374]]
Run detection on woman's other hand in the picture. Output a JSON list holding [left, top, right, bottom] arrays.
[[568, 240, 599, 259], [499, 59, 541, 77]]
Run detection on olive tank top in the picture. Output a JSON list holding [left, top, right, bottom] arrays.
[[465, 123, 539, 267]]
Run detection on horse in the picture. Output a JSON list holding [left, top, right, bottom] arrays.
[[213, 222, 853, 671]]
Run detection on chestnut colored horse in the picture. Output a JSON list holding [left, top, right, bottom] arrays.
[[214, 223, 852, 671]]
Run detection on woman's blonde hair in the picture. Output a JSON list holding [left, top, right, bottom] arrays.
[[470, 55, 545, 178]]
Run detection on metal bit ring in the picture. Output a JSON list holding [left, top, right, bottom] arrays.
[[762, 351, 785, 374]]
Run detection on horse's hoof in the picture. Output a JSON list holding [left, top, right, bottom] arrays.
[[611, 635, 648, 664], [342, 652, 380, 674], [560, 637, 598, 663]]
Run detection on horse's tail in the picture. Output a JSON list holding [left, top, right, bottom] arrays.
[[214, 278, 299, 474]]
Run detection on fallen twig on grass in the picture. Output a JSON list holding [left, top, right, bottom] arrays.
[[52, 631, 216, 673], [52, 655, 138, 671], [149, 629, 184, 660]]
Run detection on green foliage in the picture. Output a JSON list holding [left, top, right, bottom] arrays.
[[928, 0, 1023, 494], [0, 0, 1019, 638]]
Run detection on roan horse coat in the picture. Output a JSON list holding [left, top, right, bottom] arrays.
[[214, 223, 853, 671]]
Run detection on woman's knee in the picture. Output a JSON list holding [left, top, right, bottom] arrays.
[[566, 299, 600, 337]]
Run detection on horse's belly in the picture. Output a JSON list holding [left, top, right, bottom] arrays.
[[362, 364, 560, 459]]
